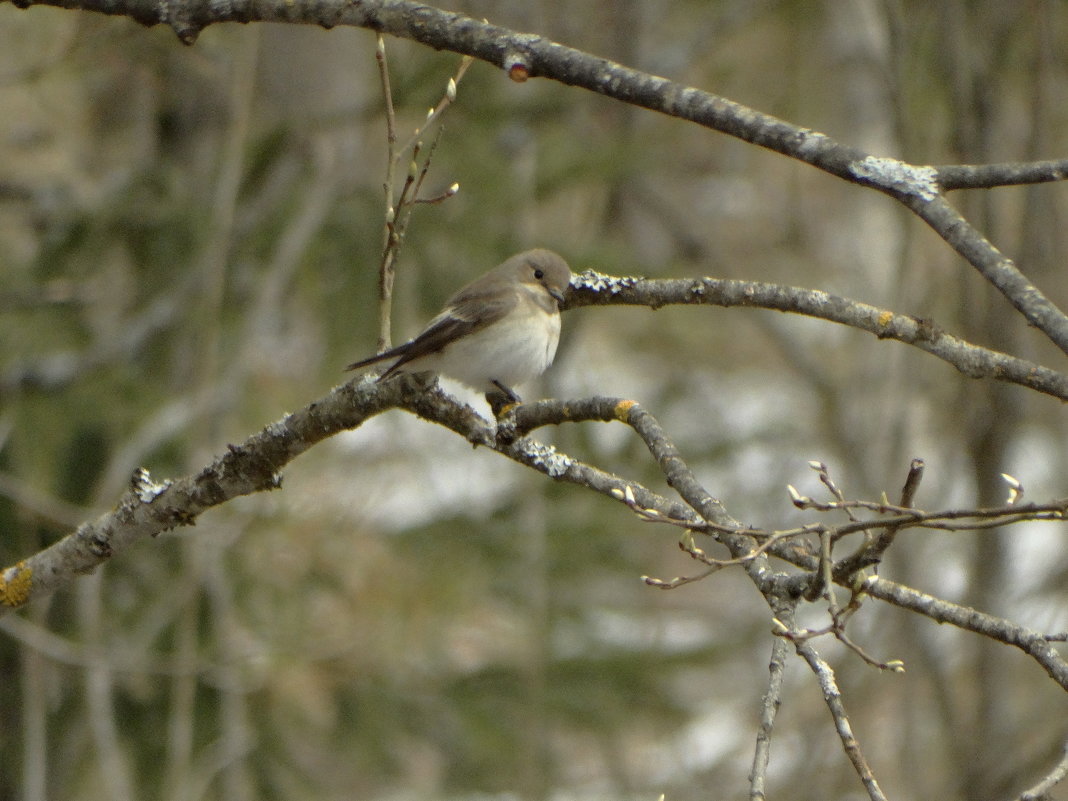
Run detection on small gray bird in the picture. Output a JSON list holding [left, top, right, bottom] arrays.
[[346, 249, 573, 401]]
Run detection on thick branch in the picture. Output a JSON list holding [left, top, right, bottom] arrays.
[[0, 379, 699, 612], [3, 373, 1066, 705], [0, 376, 407, 612], [7, 0, 1068, 350]]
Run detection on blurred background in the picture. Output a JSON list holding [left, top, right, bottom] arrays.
[[1, 1, 1068, 799]]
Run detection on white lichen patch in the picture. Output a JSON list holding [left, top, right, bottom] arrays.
[[131, 467, 172, 503], [265, 418, 291, 438], [795, 129, 833, 158], [523, 441, 574, 477], [574, 269, 640, 294], [849, 156, 939, 201]]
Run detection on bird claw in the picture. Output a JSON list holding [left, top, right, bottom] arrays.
[[487, 386, 522, 444], [487, 382, 522, 418], [486, 392, 520, 418]]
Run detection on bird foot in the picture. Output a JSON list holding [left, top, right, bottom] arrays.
[[486, 381, 523, 418], [487, 395, 520, 419]]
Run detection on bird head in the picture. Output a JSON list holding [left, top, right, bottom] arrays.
[[513, 249, 573, 307]]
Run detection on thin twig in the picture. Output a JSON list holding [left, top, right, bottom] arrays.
[[1018, 742, 1068, 801], [375, 33, 398, 351], [832, 627, 905, 674], [810, 461, 858, 522], [395, 55, 473, 159], [373, 50, 468, 353], [749, 602, 794, 801], [642, 566, 719, 590], [834, 458, 927, 580], [793, 639, 889, 801]]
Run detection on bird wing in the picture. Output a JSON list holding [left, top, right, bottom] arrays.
[[345, 282, 516, 376]]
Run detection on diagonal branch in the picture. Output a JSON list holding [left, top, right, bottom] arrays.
[[906, 194, 1068, 354], [791, 637, 889, 801], [0, 377, 407, 613], [862, 576, 1068, 692], [1018, 742, 1068, 801], [565, 273, 1068, 401]]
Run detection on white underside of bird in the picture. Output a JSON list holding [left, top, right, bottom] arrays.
[[393, 287, 561, 393]]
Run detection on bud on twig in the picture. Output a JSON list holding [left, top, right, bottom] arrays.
[[1001, 473, 1023, 505]]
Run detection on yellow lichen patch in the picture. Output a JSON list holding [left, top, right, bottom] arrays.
[[614, 399, 638, 422], [0, 561, 32, 607], [877, 310, 894, 328]]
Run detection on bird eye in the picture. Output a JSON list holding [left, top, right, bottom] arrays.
[[533, 269, 545, 280]]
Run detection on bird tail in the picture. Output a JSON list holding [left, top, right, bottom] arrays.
[[344, 344, 406, 373]]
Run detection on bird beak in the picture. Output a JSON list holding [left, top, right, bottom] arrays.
[[548, 286, 566, 306]]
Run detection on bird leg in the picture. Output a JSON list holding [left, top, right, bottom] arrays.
[[487, 381, 522, 418], [492, 380, 522, 402]]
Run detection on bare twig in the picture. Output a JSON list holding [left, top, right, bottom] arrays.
[[809, 461, 857, 521], [908, 194, 1068, 353], [1018, 742, 1068, 801], [860, 576, 1068, 691], [792, 639, 889, 801], [899, 458, 925, 507], [937, 159, 1068, 191], [372, 46, 468, 352], [749, 602, 794, 801], [375, 33, 398, 351], [831, 628, 905, 674], [395, 55, 473, 159], [641, 566, 719, 590], [837, 458, 926, 579]]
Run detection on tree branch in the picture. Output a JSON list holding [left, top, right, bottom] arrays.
[[7, 0, 1068, 351], [1018, 742, 1068, 801], [862, 576, 1068, 692], [791, 637, 888, 801], [565, 272, 1068, 401], [937, 159, 1068, 191], [0, 375, 406, 612], [749, 600, 794, 801], [0, 380, 701, 613], [2, 2, 1066, 794]]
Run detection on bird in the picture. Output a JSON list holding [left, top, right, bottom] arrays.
[[345, 249, 573, 402]]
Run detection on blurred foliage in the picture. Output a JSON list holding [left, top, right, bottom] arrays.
[[1, 2, 1068, 800]]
